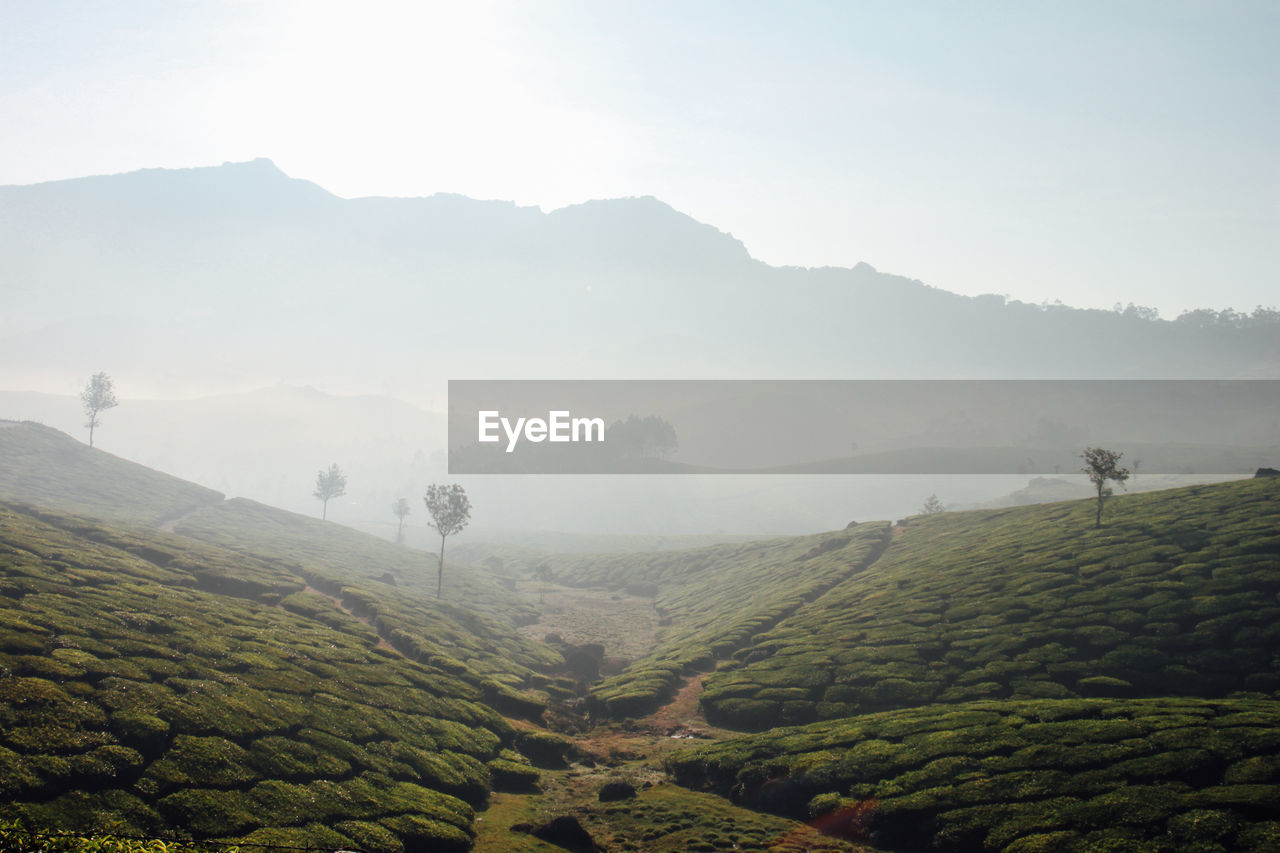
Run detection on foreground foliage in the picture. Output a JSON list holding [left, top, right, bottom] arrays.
[[671, 697, 1280, 851], [0, 501, 513, 851], [0, 819, 237, 852]]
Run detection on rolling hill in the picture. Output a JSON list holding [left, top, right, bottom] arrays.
[[0, 421, 572, 850], [544, 477, 1279, 730], [3, 416, 1278, 851]]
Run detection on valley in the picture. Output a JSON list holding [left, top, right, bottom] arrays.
[[1, 421, 1278, 851]]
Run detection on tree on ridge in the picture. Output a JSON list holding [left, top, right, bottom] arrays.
[[424, 483, 471, 599], [81, 372, 118, 448], [314, 464, 347, 520]]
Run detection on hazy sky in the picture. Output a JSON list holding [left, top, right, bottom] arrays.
[[2, 1, 1276, 317]]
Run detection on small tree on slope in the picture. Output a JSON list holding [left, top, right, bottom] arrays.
[[1081, 447, 1129, 529], [424, 483, 471, 598], [313, 464, 347, 520], [392, 497, 411, 543], [80, 372, 118, 448]]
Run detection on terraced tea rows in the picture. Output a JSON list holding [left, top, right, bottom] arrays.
[[174, 498, 562, 707], [700, 479, 1280, 728], [0, 501, 525, 852], [670, 697, 1280, 851], [550, 523, 891, 717]]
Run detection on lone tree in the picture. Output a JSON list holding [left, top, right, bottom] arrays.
[[533, 561, 553, 604], [80, 372, 118, 448], [424, 483, 471, 599], [1081, 447, 1129, 528], [392, 497, 411, 543], [921, 493, 945, 514], [313, 464, 347, 520]]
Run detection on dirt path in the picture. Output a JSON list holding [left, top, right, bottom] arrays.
[[300, 585, 395, 651], [475, 662, 866, 853], [155, 501, 220, 532]]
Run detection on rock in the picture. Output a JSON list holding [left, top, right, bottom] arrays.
[[1255, 467, 1280, 478], [531, 815, 598, 852], [598, 780, 637, 801], [376, 572, 396, 585]]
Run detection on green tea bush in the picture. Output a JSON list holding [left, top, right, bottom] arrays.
[[698, 480, 1280, 728], [671, 697, 1280, 851], [0, 500, 518, 850]]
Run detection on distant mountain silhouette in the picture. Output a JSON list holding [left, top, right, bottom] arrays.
[[2, 159, 1276, 397]]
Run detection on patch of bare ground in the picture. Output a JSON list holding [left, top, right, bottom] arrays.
[[478, 668, 867, 852], [576, 664, 738, 768], [516, 581, 661, 661], [474, 580, 870, 850]]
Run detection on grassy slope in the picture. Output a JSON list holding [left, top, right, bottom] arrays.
[[0, 421, 563, 706], [669, 696, 1280, 851], [536, 479, 1280, 849], [549, 523, 891, 717], [0, 422, 222, 526], [0, 423, 577, 849], [700, 478, 1280, 729], [174, 498, 562, 702], [0, 501, 507, 851]]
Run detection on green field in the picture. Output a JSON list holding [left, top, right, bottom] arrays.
[[670, 697, 1280, 851], [2, 420, 1278, 851], [0, 501, 504, 851], [700, 479, 1280, 729]]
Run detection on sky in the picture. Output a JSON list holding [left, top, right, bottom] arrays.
[[1, 0, 1276, 318]]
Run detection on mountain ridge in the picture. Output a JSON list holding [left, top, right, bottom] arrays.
[[3, 159, 1277, 407]]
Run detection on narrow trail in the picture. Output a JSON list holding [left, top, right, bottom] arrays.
[[155, 499, 222, 532], [302, 585, 395, 651]]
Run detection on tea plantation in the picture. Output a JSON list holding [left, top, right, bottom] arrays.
[[4, 419, 1279, 851], [549, 523, 891, 717], [0, 501, 519, 851], [172, 498, 562, 708], [0, 422, 222, 526], [670, 697, 1280, 851], [699, 478, 1280, 729]]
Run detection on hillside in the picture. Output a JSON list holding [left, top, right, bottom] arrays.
[[549, 524, 892, 718], [557, 477, 1280, 851], [0, 500, 507, 851], [0, 422, 583, 849], [3, 418, 1278, 851], [698, 478, 1280, 729], [541, 478, 1279, 731], [670, 696, 1280, 850], [0, 421, 223, 526]]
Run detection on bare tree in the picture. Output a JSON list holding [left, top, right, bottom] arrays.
[[392, 497, 411, 543], [80, 372, 118, 448], [1081, 447, 1129, 528], [424, 483, 471, 598], [313, 464, 347, 520], [533, 561, 553, 604]]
